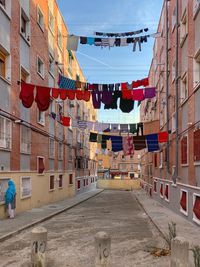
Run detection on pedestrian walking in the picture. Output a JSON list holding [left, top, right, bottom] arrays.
[[5, 180, 16, 219]]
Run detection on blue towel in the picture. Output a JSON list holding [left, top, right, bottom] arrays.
[[146, 134, 159, 152], [87, 37, 95, 45], [110, 136, 123, 152]]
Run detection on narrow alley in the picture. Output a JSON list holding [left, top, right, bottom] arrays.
[[0, 190, 169, 267]]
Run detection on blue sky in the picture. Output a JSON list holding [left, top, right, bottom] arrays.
[[57, 0, 163, 123]]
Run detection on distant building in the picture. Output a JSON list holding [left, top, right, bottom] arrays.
[[0, 0, 97, 218]]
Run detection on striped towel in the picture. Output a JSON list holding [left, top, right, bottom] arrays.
[[101, 38, 110, 47], [58, 74, 76, 89]]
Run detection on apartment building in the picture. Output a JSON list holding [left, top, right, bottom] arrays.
[[0, 0, 97, 218], [140, 0, 200, 225]]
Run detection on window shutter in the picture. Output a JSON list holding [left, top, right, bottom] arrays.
[[180, 191, 187, 211], [154, 153, 158, 167], [181, 136, 187, 164], [193, 196, 200, 220], [165, 185, 169, 199], [38, 157, 45, 174], [194, 130, 200, 161]]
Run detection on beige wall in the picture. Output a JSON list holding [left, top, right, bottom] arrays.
[[0, 172, 75, 218], [97, 179, 141, 191]]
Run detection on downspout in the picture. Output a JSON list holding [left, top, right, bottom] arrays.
[[174, 0, 179, 184], [166, 0, 170, 177]]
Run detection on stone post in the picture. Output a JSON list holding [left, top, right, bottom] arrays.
[[170, 237, 189, 267], [94, 231, 111, 267], [31, 227, 47, 267]]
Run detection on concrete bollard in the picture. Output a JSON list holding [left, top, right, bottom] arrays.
[[31, 226, 47, 267], [170, 237, 189, 267], [94, 231, 111, 267]]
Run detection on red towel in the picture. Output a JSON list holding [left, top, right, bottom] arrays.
[[122, 90, 132, 100], [76, 90, 84, 100], [83, 91, 91, 102], [35, 86, 51, 111], [158, 132, 168, 143], [59, 89, 67, 100], [121, 83, 127, 91], [67, 90, 76, 100], [61, 116, 71, 126], [19, 83, 35, 108], [132, 89, 145, 101], [52, 88, 59, 99]]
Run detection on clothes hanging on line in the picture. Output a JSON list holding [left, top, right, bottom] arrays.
[[93, 28, 149, 37], [122, 136, 134, 156], [146, 133, 159, 152]]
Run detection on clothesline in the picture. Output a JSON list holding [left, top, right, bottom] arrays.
[[58, 74, 150, 90], [93, 27, 149, 37], [89, 131, 168, 154], [67, 32, 159, 52]]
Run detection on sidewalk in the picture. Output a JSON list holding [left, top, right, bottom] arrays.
[[0, 189, 103, 242], [134, 189, 200, 247]]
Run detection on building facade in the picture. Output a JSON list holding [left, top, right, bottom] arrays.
[[140, 0, 200, 225], [0, 0, 97, 218]]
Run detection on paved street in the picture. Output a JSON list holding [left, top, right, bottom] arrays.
[[0, 190, 169, 267]]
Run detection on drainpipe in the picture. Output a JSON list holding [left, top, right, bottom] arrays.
[[174, 0, 179, 184], [166, 0, 170, 177]]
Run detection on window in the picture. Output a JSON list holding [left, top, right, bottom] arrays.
[[21, 67, 29, 83], [0, 178, 10, 204], [20, 177, 31, 199], [171, 113, 176, 133], [37, 57, 44, 78], [180, 189, 188, 216], [0, 50, 6, 78], [49, 138, 55, 159], [0, 0, 5, 8], [49, 9, 54, 33], [122, 155, 125, 160], [58, 142, 63, 160], [37, 110, 45, 125], [180, 9, 188, 46], [37, 156, 45, 174], [37, 6, 44, 31], [49, 175, 55, 191], [20, 125, 31, 154], [181, 136, 188, 165], [49, 53, 54, 76], [21, 9, 30, 40], [165, 184, 169, 201], [193, 193, 200, 225], [0, 116, 11, 150], [83, 179, 86, 187], [153, 180, 157, 193], [193, 0, 200, 18], [69, 174, 73, 184], [160, 183, 164, 198], [180, 73, 188, 103], [193, 53, 200, 88], [58, 174, 63, 188], [77, 179, 80, 190], [58, 28, 62, 50], [86, 179, 88, 186], [154, 153, 158, 168], [194, 129, 200, 162], [172, 7, 176, 30], [159, 152, 163, 169]]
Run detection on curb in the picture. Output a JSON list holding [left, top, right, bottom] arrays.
[[134, 193, 168, 243], [0, 189, 104, 242]]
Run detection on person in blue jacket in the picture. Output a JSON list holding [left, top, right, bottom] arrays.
[[5, 180, 16, 219]]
